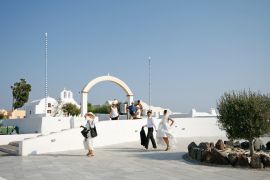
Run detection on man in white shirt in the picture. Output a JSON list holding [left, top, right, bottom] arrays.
[[142, 110, 157, 149]]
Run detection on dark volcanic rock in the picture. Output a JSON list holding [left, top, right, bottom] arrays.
[[224, 141, 234, 149], [196, 148, 203, 162], [260, 154, 270, 168], [228, 153, 238, 166], [215, 139, 225, 150], [188, 142, 197, 156], [210, 148, 229, 165], [202, 151, 212, 163], [210, 142, 215, 149], [199, 142, 210, 151], [190, 147, 200, 160], [235, 154, 249, 167], [187, 140, 270, 169], [250, 154, 263, 169]]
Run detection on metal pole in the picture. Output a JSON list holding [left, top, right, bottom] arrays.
[[11, 86, 14, 111], [45, 33, 48, 116], [148, 56, 151, 111]]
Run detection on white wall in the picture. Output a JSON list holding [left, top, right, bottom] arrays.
[[2, 116, 76, 134], [19, 117, 226, 156], [95, 113, 128, 121], [41, 117, 71, 134], [70, 117, 85, 128], [20, 119, 145, 155], [2, 117, 43, 134], [20, 128, 83, 155], [173, 117, 226, 137], [0, 134, 40, 145]]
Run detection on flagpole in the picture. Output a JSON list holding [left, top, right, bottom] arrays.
[[45, 32, 48, 116], [148, 56, 151, 111]]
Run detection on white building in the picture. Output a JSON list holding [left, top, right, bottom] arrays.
[[190, 108, 217, 117], [24, 89, 80, 118], [53, 89, 81, 117], [60, 88, 80, 108], [24, 96, 58, 117], [170, 108, 218, 118]]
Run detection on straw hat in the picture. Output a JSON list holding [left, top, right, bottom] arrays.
[[85, 112, 95, 118]]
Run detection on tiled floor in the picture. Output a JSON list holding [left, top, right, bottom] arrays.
[[0, 136, 269, 180]]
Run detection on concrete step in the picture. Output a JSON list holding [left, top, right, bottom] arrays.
[[0, 150, 9, 156], [0, 145, 18, 155], [8, 141, 20, 147]]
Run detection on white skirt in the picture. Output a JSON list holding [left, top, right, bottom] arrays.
[[156, 128, 176, 148], [83, 137, 94, 150]]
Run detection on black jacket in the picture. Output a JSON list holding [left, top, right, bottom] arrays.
[[140, 127, 147, 147]]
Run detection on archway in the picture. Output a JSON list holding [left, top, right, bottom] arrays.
[[81, 75, 134, 116]]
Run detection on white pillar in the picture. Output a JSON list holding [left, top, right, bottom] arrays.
[[81, 92, 88, 116], [127, 95, 134, 105]]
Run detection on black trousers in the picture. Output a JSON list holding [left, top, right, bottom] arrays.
[[145, 127, 157, 149]]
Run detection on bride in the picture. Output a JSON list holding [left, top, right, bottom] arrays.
[[156, 110, 176, 151]]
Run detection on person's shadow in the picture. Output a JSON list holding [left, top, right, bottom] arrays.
[[133, 151, 186, 161]]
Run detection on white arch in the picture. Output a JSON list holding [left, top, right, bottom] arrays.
[[81, 75, 134, 116]]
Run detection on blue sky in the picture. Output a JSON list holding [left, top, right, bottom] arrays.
[[0, 0, 270, 112]]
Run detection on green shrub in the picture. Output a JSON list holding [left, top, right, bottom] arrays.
[[62, 103, 80, 116], [0, 126, 15, 135], [88, 103, 110, 114]]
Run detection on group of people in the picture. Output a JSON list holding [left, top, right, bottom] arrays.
[[142, 109, 175, 151], [127, 100, 143, 119], [81, 108, 175, 158], [109, 100, 143, 120]]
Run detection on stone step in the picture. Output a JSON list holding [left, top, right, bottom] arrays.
[[8, 141, 20, 147], [0, 150, 9, 156], [0, 145, 18, 155]]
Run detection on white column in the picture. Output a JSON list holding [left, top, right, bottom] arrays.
[[81, 92, 88, 116], [127, 95, 134, 105]]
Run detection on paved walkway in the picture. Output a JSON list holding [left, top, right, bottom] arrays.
[[0, 137, 269, 180]]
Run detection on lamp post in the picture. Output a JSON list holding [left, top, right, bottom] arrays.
[[148, 56, 151, 111], [45, 32, 48, 117], [11, 85, 14, 111]]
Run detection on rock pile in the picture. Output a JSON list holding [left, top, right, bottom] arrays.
[[187, 139, 270, 169]]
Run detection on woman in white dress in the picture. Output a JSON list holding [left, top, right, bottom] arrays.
[[156, 110, 175, 151], [110, 103, 119, 120], [84, 112, 97, 157]]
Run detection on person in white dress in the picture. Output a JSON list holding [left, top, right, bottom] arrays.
[[110, 103, 119, 120], [156, 110, 175, 151], [84, 112, 97, 157]]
